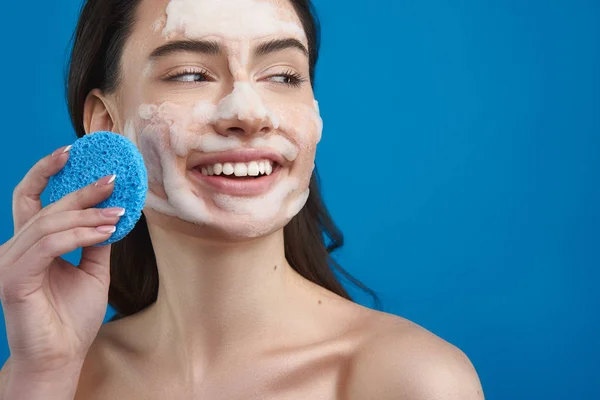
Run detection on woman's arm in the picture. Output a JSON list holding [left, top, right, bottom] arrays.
[[1, 356, 84, 400]]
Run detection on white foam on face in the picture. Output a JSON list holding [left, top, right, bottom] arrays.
[[142, 61, 155, 79], [123, 119, 138, 146], [251, 136, 298, 161], [286, 188, 309, 219], [162, 0, 306, 41], [214, 82, 269, 122], [268, 103, 322, 146], [139, 123, 213, 224], [133, 0, 321, 235], [313, 100, 323, 143], [152, 16, 166, 33], [138, 132, 164, 184], [213, 177, 299, 220], [139, 104, 158, 120], [197, 132, 243, 153], [192, 101, 217, 124]]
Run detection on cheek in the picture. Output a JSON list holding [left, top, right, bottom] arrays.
[[267, 103, 321, 183], [269, 102, 322, 147], [136, 100, 221, 157], [137, 123, 168, 184]]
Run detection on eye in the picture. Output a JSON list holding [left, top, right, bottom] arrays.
[[164, 68, 212, 83], [266, 69, 307, 87]]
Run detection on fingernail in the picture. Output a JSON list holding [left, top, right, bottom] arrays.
[[101, 207, 125, 217], [51, 145, 72, 157], [95, 174, 117, 186], [96, 225, 116, 234]]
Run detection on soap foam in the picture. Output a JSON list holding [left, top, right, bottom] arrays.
[[251, 136, 298, 161], [268, 103, 322, 145], [155, 142, 212, 224], [286, 188, 309, 219], [197, 132, 243, 153], [139, 104, 158, 120], [131, 0, 322, 235], [162, 0, 306, 41], [123, 119, 138, 147], [215, 82, 270, 122]]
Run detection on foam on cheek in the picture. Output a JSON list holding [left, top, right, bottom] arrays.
[[286, 188, 310, 219], [161, 0, 306, 40], [138, 102, 207, 158], [136, 125, 165, 184], [313, 100, 324, 144], [136, 118, 213, 224], [139, 104, 158, 120], [268, 103, 322, 147], [123, 119, 138, 147]]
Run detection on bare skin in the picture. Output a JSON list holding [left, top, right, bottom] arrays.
[[75, 278, 483, 399], [72, 0, 484, 398]]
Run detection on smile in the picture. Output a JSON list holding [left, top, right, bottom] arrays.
[[187, 149, 285, 196], [197, 160, 274, 177]]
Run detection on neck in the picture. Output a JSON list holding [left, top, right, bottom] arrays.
[[136, 215, 310, 367]]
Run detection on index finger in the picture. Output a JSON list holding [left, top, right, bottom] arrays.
[[12, 145, 72, 233]]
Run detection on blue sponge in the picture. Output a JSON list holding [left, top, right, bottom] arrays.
[[48, 131, 148, 245]]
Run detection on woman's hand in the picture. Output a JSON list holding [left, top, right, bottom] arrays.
[[0, 145, 122, 377]]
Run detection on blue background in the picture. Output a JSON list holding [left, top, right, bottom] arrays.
[[1, 0, 598, 398]]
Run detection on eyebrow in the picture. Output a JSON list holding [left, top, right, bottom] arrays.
[[148, 38, 308, 60], [149, 40, 222, 59], [254, 38, 309, 58]]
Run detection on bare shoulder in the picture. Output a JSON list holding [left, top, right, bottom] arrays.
[[343, 310, 484, 400]]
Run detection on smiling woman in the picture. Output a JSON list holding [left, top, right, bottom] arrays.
[[0, 0, 484, 399]]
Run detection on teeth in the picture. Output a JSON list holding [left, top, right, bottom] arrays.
[[223, 163, 234, 176], [248, 161, 260, 176], [198, 160, 274, 177], [234, 163, 248, 177]]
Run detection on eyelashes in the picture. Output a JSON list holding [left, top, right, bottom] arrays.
[[269, 69, 306, 87], [164, 68, 212, 83], [164, 68, 307, 87]]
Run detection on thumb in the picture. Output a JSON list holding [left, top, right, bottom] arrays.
[[79, 244, 111, 286]]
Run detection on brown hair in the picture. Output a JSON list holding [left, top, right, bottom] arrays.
[[65, 0, 381, 321]]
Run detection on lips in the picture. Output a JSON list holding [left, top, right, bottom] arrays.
[[187, 149, 285, 196], [187, 149, 286, 169]]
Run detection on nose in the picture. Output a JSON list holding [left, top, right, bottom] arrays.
[[214, 115, 273, 137]]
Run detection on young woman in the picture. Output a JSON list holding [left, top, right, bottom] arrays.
[[0, 0, 484, 398]]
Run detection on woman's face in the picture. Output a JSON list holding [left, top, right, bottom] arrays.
[[112, 0, 322, 239]]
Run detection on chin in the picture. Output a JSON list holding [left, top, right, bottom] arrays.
[[143, 203, 292, 242]]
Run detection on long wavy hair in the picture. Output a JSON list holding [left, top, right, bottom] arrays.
[[65, 0, 381, 321]]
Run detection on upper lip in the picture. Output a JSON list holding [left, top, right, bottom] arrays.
[[187, 149, 287, 169]]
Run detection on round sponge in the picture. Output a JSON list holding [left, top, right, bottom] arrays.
[[48, 131, 148, 245]]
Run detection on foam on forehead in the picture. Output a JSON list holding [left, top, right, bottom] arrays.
[[161, 0, 306, 41]]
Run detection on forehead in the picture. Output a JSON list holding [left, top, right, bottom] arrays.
[[133, 0, 306, 45]]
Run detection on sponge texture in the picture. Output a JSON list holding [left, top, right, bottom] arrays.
[[48, 131, 148, 245]]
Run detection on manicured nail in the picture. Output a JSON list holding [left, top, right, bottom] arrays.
[[95, 174, 117, 186], [101, 207, 125, 217], [51, 145, 72, 157], [96, 225, 116, 234]]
